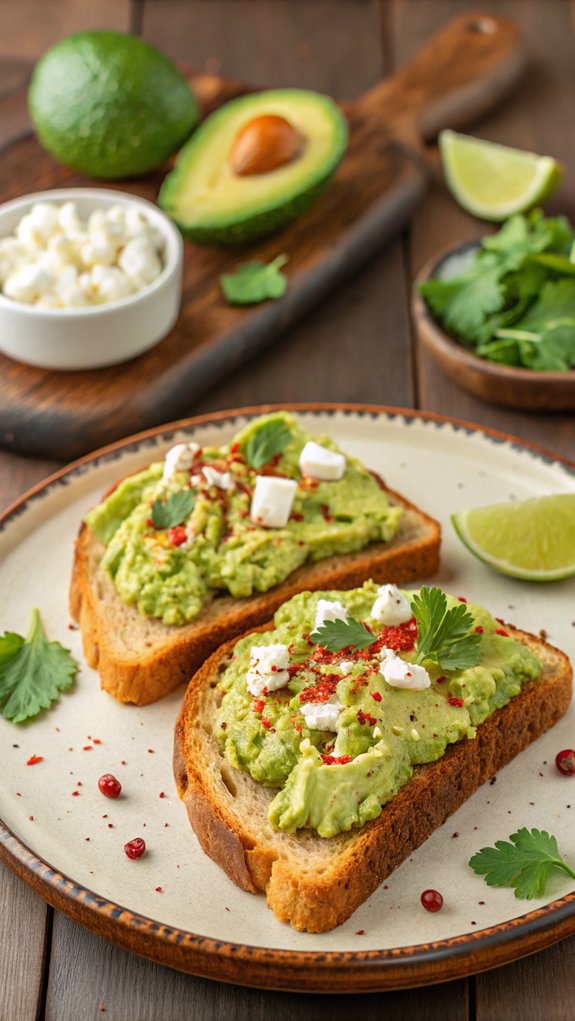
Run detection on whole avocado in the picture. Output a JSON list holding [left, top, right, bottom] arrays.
[[29, 31, 199, 179]]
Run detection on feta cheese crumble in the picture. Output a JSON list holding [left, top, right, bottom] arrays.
[[339, 659, 354, 675], [0, 201, 164, 309], [246, 644, 290, 696], [379, 648, 430, 690], [371, 584, 413, 626], [298, 441, 346, 481], [300, 699, 342, 731], [202, 466, 233, 490], [163, 442, 201, 480], [314, 599, 348, 628], [250, 476, 298, 528]]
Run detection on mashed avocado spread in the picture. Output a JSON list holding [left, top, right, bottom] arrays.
[[215, 582, 541, 838], [85, 413, 402, 625]]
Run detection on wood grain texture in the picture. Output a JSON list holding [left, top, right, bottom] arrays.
[[0, 9, 524, 460], [0, 0, 132, 60], [476, 935, 575, 1021], [0, 861, 48, 1021]]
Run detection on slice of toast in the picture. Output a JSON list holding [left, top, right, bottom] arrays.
[[174, 623, 572, 933], [70, 478, 440, 705]]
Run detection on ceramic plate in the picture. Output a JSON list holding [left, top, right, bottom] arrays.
[[1, 405, 574, 991]]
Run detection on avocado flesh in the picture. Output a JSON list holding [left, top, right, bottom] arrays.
[[159, 89, 348, 244]]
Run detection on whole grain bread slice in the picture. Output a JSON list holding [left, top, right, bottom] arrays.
[[174, 623, 572, 933], [70, 477, 440, 705]]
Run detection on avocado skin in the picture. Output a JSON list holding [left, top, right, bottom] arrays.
[[159, 89, 348, 246], [172, 176, 335, 246], [29, 31, 199, 179]]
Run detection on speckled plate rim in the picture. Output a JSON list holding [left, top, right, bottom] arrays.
[[1, 402, 574, 993]]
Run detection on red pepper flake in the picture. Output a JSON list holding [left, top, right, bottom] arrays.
[[26, 754, 43, 766], [448, 696, 465, 708], [146, 517, 154, 527], [28, 816, 34, 821], [370, 691, 382, 702], [495, 628, 509, 637], [475, 626, 484, 634], [436, 675, 446, 684], [121, 760, 127, 766], [83, 745, 92, 751], [299, 673, 339, 703], [320, 753, 352, 765], [155, 886, 163, 893], [290, 512, 304, 522], [253, 698, 265, 715], [357, 710, 377, 727], [457, 596, 467, 603], [147, 748, 155, 754], [320, 503, 334, 522], [168, 525, 188, 546], [159, 792, 166, 799], [496, 617, 505, 625], [261, 718, 274, 731], [92, 738, 102, 745], [355, 929, 365, 935], [71, 790, 80, 796]]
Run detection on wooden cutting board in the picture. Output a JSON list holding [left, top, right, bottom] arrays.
[[0, 13, 524, 460]]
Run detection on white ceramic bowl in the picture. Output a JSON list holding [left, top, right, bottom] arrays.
[[0, 188, 183, 370]]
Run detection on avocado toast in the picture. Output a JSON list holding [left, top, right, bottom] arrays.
[[70, 413, 440, 705], [174, 583, 572, 932]]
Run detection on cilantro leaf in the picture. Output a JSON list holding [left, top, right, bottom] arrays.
[[220, 254, 289, 306], [0, 631, 24, 669], [419, 210, 575, 367], [420, 267, 505, 341], [150, 489, 195, 529], [469, 828, 575, 899], [243, 419, 292, 470], [310, 617, 374, 652], [410, 586, 481, 672], [493, 280, 575, 371], [0, 609, 78, 724]]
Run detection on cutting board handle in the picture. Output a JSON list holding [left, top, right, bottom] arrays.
[[359, 13, 525, 142]]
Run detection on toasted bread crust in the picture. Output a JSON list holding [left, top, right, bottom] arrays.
[[174, 625, 572, 932], [70, 476, 440, 705]]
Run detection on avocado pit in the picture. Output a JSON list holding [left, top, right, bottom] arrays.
[[230, 114, 305, 176]]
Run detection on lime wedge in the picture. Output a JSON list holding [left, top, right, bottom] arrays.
[[439, 130, 563, 222], [452, 495, 575, 581]]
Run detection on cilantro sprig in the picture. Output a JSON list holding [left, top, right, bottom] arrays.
[[243, 419, 292, 470], [310, 617, 374, 652], [0, 609, 78, 724], [420, 210, 575, 371], [220, 254, 289, 306], [151, 489, 195, 529], [410, 586, 481, 672], [469, 828, 575, 899]]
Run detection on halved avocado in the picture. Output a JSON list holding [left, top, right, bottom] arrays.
[[159, 89, 348, 245]]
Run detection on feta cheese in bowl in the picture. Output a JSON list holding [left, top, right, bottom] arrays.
[[0, 188, 183, 370]]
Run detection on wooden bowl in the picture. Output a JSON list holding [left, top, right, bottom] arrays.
[[412, 242, 575, 411]]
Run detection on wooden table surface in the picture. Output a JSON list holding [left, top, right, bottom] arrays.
[[1, 1, 574, 1018]]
